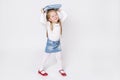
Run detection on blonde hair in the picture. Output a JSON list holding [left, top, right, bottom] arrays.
[[46, 9, 62, 35]]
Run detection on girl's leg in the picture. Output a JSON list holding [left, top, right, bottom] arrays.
[[39, 53, 50, 71], [55, 52, 67, 76], [38, 53, 50, 76], [55, 52, 63, 70]]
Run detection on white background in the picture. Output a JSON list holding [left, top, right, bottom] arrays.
[[0, 0, 120, 80]]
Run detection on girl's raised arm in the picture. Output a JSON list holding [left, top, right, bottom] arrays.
[[40, 9, 47, 25], [58, 9, 67, 23]]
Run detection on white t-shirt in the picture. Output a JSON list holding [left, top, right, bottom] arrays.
[[47, 23, 61, 41], [40, 10, 67, 41]]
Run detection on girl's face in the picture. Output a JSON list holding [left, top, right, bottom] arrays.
[[48, 10, 59, 23]]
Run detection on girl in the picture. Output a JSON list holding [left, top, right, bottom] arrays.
[[38, 7, 67, 76]]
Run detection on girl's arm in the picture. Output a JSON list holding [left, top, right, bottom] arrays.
[[40, 9, 48, 38], [57, 9, 67, 23], [40, 9, 47, 25]]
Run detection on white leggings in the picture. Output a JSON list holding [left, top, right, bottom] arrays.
[[39, 52, 63, 71]]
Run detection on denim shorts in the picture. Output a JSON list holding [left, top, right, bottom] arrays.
[[45, 39, 61, 53]]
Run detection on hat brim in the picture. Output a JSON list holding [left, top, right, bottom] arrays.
[[43, 4, 62, 12]]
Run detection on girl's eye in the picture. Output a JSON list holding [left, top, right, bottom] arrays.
[[51, 14, 57, 18]]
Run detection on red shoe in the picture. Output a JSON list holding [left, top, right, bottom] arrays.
[[38, 70, 48, 76], [59, 69, 67, 76]]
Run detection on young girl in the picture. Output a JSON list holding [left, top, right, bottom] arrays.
[[38, 7, 67, 76]]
